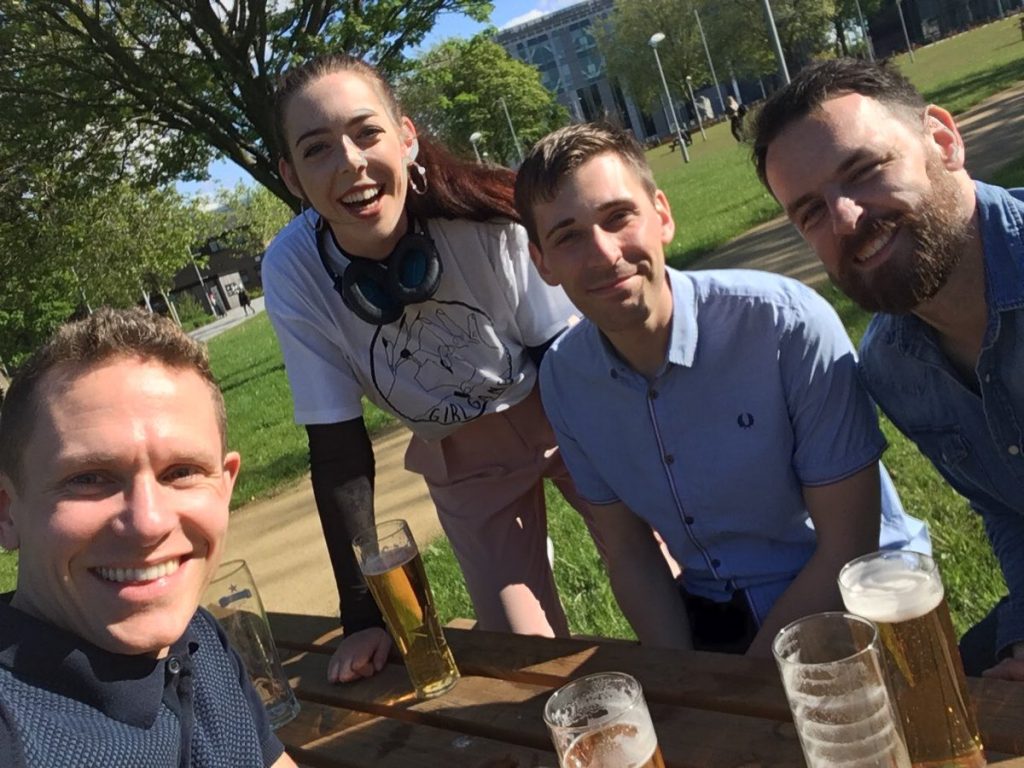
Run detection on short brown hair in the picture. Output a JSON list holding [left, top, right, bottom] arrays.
[[751, 58, 926, 191], [514, 122, 657, 246], [0, 308, 227, 488]]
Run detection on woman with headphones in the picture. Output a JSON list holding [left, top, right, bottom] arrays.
[[263, 53, 598, 684]]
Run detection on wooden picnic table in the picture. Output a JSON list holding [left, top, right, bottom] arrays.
[[271, 613, 1024, 768]]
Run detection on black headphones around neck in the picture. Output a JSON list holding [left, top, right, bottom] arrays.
[[315, 213, 443, 326]]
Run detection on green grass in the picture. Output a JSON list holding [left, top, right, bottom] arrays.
[[897, 17, 1024, 116], [649, 15, 1024, 268], [206, 313, 395, 508], [991, 152, 1024, 188]]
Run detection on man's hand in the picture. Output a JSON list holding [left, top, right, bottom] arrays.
[[327, 627, 392, 684], [982, 642, 1024, 682]]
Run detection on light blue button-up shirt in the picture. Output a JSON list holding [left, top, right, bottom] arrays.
[[859, 181, 1024, 657], [541, 268, 929, 623]]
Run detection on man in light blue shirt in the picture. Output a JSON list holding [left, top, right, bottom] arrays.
[[753, 58, 1024, 681], [513, 123, 928, 657]]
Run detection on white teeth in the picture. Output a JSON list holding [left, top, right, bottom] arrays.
[[95, 559, 180, 583], [342, 186, 380, 204], [857, 231, 892, 263]]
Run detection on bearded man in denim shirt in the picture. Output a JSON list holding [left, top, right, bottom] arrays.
[[754, 58, 1024, 682]]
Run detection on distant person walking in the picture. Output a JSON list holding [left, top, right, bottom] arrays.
[[239, 288, 254, 316], [208, 288, 225, 317], [726, 96, 747, 142]]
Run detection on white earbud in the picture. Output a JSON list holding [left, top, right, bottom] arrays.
[[407, 138, 420, 163]]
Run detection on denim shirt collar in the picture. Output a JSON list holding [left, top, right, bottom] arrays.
[[890, 181, 1024, 364]]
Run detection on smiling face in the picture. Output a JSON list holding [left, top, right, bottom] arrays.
[[765, 93, 973, 313], [528, 151, 675, 335], [278, 69, 417, 260], [0, 357, 240, 657]]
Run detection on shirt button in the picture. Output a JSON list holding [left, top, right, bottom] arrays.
[[649, 389, 659, 400], [167, 657, 181, 675], [684, 516, 695, 524], [664, 454, 675, 465], [984, 374, 992, 383], [711, 559, 721, 568], [1009, 445, 1021, 456], [610, 369, 618, 379]]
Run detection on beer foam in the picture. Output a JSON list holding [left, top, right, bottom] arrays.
[[840, 558, 942, 622], [361, 545, 416, 576]]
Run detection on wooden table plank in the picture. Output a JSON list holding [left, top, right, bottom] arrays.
[[279, 700, 555, 768], [283, 650, 807, 768], [271, 614, 1024, 760]]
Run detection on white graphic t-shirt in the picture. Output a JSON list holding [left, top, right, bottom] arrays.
[[263, 214, 575, 441]]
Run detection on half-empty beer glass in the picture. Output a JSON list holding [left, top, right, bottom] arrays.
[[203, 559, 300, 729], [544, 672, 664, 768], [839, 550, 984, 768], [773, 612, 911, 768], [352, 519, 459, 699]]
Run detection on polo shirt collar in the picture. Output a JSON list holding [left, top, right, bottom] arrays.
[[0, 598, 196, 729]]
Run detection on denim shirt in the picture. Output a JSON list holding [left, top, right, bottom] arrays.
[[859, 181, 1024, 657]]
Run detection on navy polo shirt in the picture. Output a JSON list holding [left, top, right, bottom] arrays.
[[540, 268, 930, 622], [0, 598, 284, 767]]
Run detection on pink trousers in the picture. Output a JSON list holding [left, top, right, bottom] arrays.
[[405, 385, 598, 637]]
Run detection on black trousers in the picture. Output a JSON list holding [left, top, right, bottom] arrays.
[[680, 586, 759, 654]]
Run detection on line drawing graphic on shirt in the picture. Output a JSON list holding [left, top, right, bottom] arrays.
[[370, 299, 515, 425]]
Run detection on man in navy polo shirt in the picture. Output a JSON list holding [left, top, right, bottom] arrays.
[[0, 308, 297, 767], [514, 123, 929, 657], [753, 58, 1024, 681]]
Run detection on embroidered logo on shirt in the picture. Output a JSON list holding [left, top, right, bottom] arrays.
[[737, 412, 755, 429]]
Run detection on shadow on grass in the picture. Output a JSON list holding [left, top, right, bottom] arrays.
[[924, 57, 1024, 112], [219, 359, 287, 395]]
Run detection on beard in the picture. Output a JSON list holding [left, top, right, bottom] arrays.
[[831, 158, 973, 314]]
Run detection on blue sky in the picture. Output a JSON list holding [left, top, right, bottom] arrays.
[[177, 0, 577, 199]]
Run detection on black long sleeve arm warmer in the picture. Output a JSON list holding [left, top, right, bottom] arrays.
[[306, 419, 386, 635]]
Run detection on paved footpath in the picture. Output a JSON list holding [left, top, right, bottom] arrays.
[[225, 82, 1024, 619]]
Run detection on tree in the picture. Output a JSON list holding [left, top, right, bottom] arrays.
[[0, 180, 208, 366], [0, 0, 493, 209], [398, 34, 569, 166], [597, 0, 709, 115], [832, 0, 883, 57]]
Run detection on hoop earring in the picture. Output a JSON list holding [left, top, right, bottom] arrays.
[[408, 161, 428, 195]]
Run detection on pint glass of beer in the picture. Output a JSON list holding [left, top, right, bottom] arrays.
[[774, 612, 911, 768], [543, 672, 664, 768], [839, 551, 985, 768], [352, 519, 459, 699]]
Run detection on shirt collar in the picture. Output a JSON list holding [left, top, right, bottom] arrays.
[[974, 180, 1024, 312], [666, 268, 698, 368], [589, 268, 698, 377], [0, 598, 198, 728]]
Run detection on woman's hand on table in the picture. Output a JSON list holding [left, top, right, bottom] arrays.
[[328, 627, 392, 683]]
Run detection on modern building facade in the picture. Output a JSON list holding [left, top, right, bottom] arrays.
[[495, 0, 670, 142]]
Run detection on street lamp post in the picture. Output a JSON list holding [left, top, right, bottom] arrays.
[[760, 0, 791, 84], [685, 76, 708, 141], [895, 0, 916, 62], [693, 8, 726, 115], [189, 247, 216, 314], [498, 96, 524, 164], [469, 131, 483, 163], [851, 0, 875, 61], [648, 32, 690, 164]]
